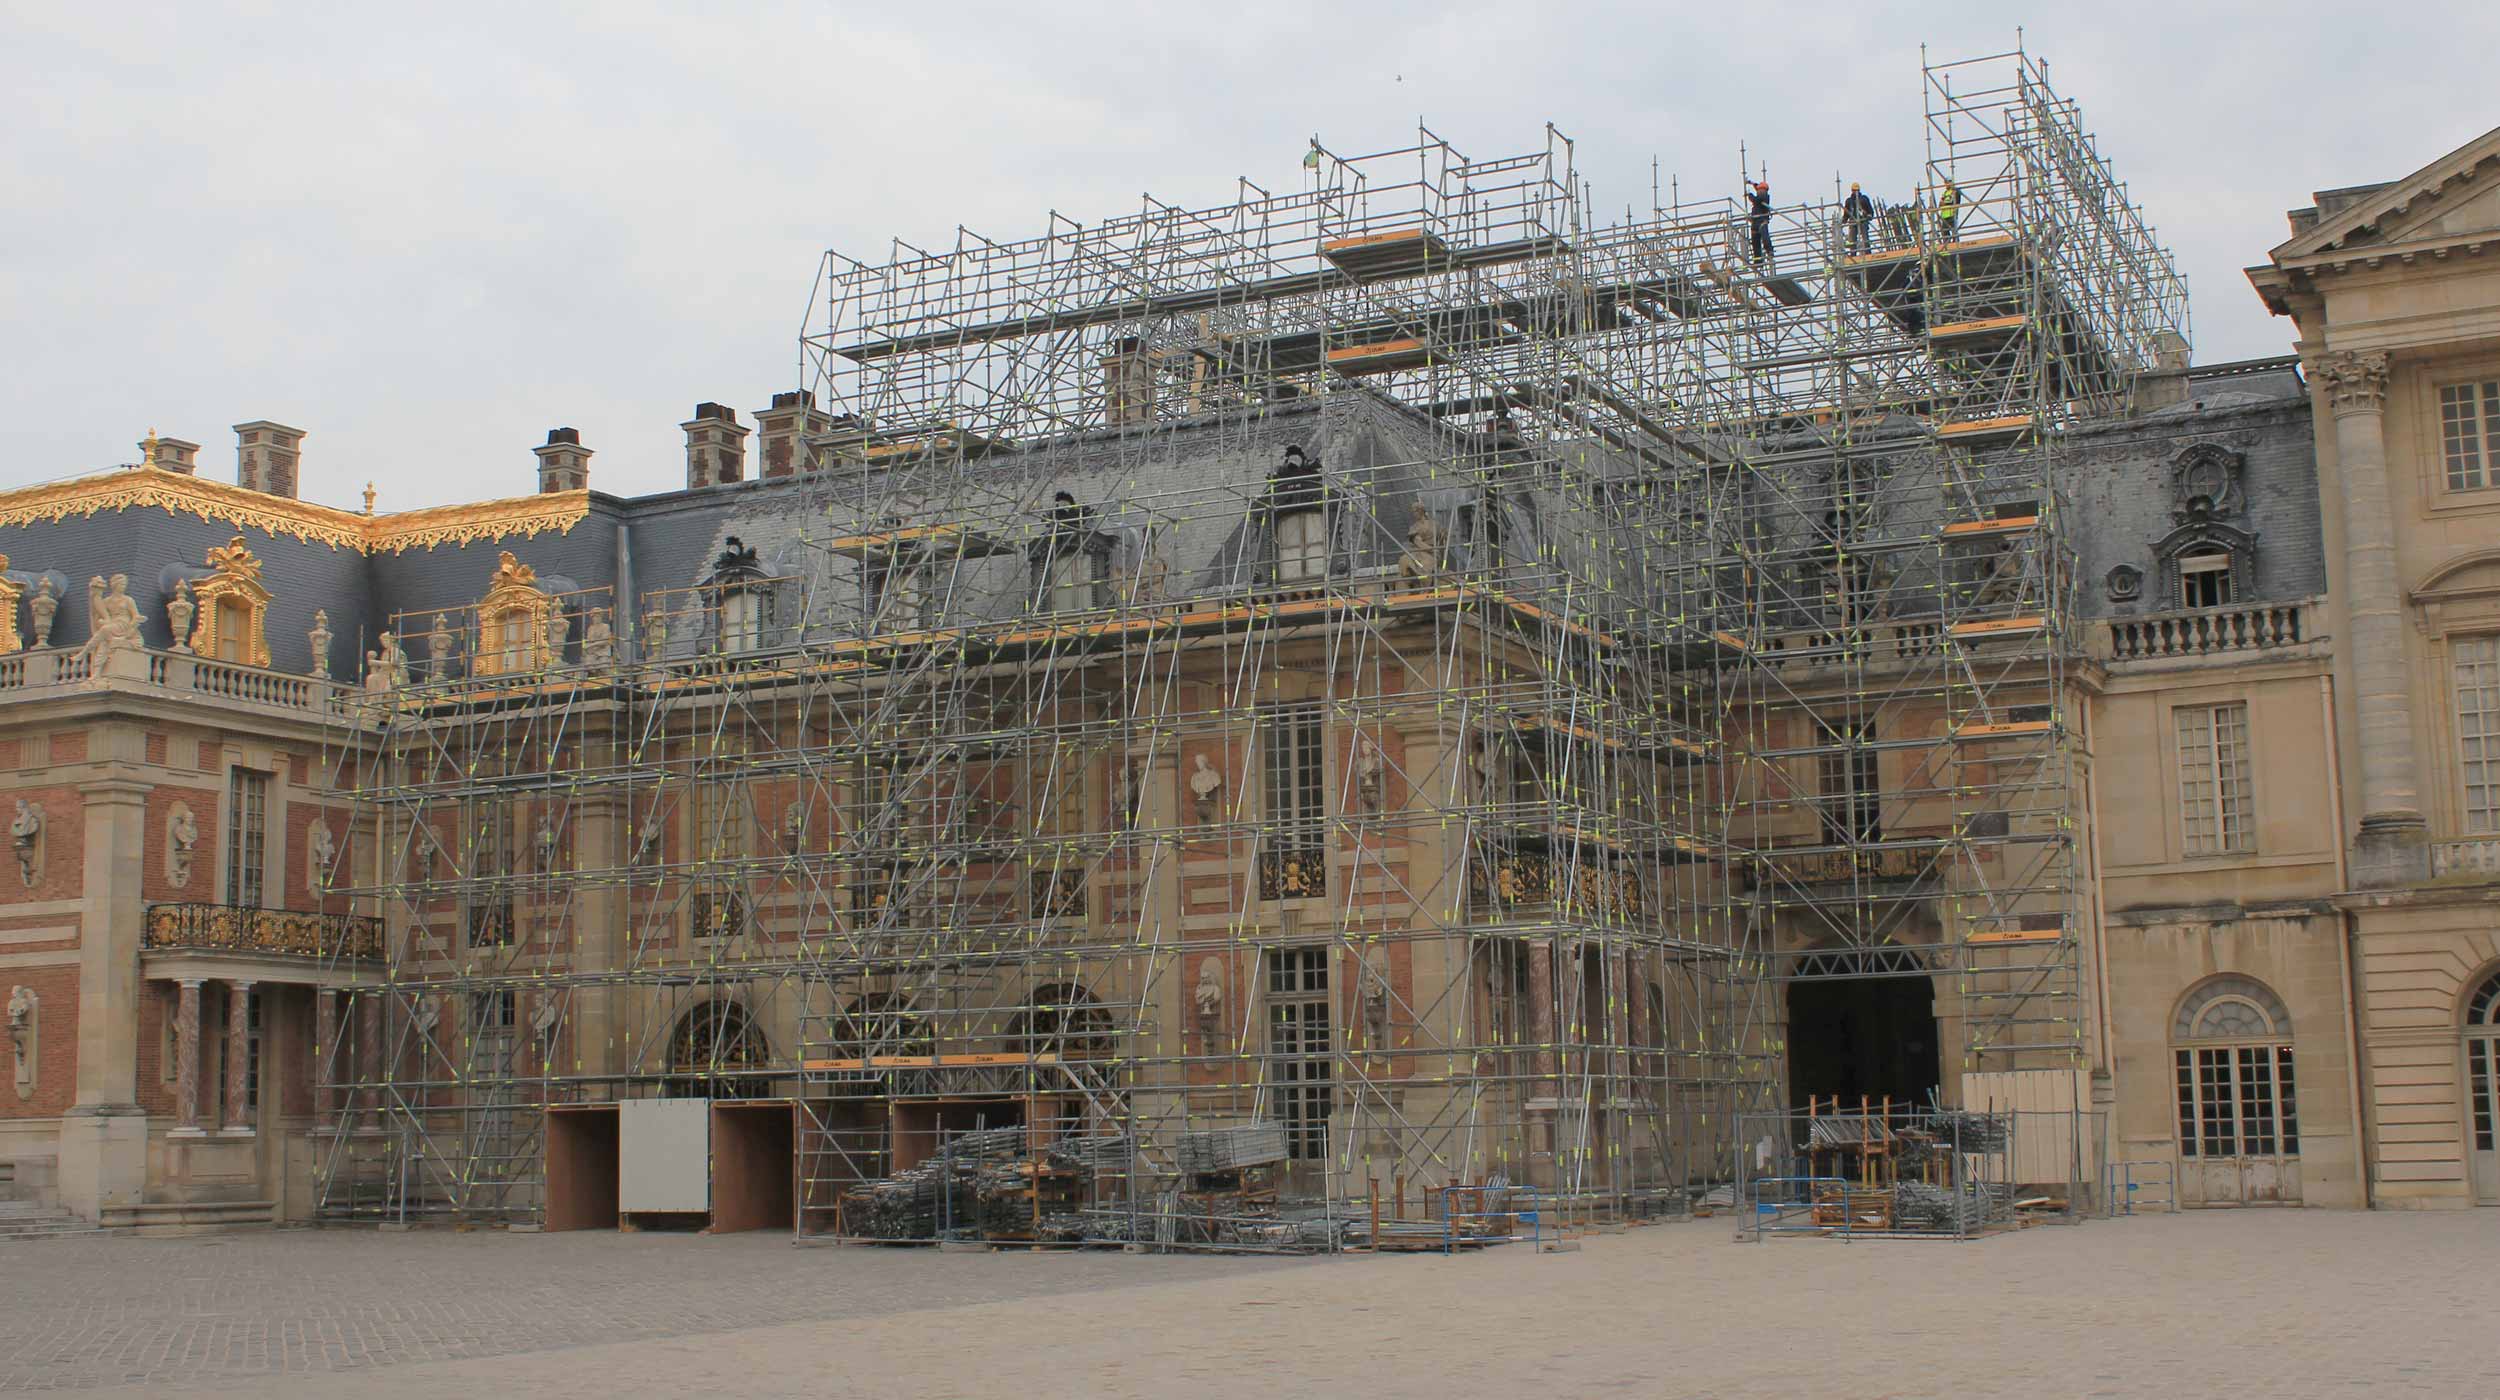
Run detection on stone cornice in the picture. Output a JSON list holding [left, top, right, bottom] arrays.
[[0, 466, 591, 555]]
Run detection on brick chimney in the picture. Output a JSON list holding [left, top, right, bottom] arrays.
[[232, 421, 304, 497], [147, 433, 202, 475], [680, 403, 749, 489], [754, 390, 833, 481], [533, 428, 592, 494]]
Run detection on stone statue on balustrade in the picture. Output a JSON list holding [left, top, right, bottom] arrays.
[[307, 610, 333, 680], [28, 577, 57, 649], [364, 631, 407, 693], [78, 575, 145, 676], [166, 580, 195, 654]]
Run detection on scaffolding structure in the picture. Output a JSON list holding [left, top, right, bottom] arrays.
[[314, 42, 2183, 1241]]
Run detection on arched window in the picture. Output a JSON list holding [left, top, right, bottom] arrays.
[[665, 998, 772, 1100], [834, 992, 932, 1061], [2464, 970, 2500, 1192], [2172, 976, 2298, 1160], [1011, 983, 1111, 1061]]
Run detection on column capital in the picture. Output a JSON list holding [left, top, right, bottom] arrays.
[[174, 976, 205, 990], [2316, 349, 2391, 418]]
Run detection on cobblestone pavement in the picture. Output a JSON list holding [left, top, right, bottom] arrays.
[[3, 1209, 2490, 1398]]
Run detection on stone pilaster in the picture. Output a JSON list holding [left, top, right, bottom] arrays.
[[173, 978, 205, 1135], [223, 981, 255, 1133], [315, 988, 338, 1122], [2319, 349, 2428, 886], [57, 777, 152, 1221]]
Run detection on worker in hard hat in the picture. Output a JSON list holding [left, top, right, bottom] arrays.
[[1747, 180, 1773, 268], [1937, 178, 1962, 243], [1841, 181, 1874, 256]]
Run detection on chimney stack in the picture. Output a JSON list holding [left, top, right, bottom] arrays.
[[681, 403, 749, 489], [232, 421, 304, 497], [147, 433, 202, 475], [533, 427, 592, 494], [1101, 337, 1156, 425], [754, 390, 833, 481]]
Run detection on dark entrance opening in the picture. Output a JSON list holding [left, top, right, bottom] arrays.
[[1787, 973, 1940, 1109]]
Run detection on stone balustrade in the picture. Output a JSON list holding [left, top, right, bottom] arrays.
[[0, 646, 351, 717], [2101, 598, 2317, 663], [2430, 837, 2500, 879]]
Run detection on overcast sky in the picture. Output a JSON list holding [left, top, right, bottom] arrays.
[[4, 2, 2490, 509]]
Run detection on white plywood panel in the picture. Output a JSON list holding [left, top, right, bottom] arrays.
[[619, 1098, 711, 1213], [1964, 1068, 2096, 1187]]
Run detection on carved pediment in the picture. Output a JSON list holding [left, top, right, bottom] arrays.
[[2273, 127, 2500, 261], [2414, 550, 2500, 604]]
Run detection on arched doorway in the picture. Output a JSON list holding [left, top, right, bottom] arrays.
[[1786, 947, 1939, 1111], [665, 998, 772, 1100], [2465, 970, 2500, 1204], [2171, 975, 2300, 1206]]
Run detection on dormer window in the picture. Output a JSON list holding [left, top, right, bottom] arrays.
[[473, 551, 555, 677], [871, 558, 929, 632], [1271, 446, 1327, 584], [187, 535, 274, 668], [1030, 491, 1105, 612], [706, 536, 773, 654]]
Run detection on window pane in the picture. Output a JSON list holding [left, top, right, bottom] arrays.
[[2441, 382, 2492, 492], [2456, 637, 2500, 835], [2174, 1048, 2198, 1157]]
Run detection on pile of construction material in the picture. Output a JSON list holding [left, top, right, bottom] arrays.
[[1174, 1123, 1286, 1175], [1892, 1180, 2014, 1232], [841, 1127, 1027, 1240]]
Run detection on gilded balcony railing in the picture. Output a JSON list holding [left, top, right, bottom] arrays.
[[142, 902, 382, 959]]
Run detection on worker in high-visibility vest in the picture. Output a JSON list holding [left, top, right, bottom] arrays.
[[1937, 179, 1962, 243]]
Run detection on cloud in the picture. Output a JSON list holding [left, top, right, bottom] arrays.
[[2, 0, 2492, 506]]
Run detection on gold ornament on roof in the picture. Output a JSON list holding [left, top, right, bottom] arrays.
[[0, 471, 588, 554], [204, 533, 265, 583]]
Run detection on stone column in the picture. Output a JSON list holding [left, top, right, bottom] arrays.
[[2320, 350, 2427, 886], [1526, 938, 1557, 1167], [223, 980, 255, 1133], [358, 990, 381, 1132], [315, 988, 338, 1123], [173, 978, 205, 1135]]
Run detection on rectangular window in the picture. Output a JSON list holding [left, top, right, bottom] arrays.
[[2178, 552, 2234, 610], [1262, 703, 1327, 855], [1815, 717, 1880, 844], [1276, 510, 1327, 583], [225, 769, 268, 908], [1266, 946, 1332, 1161], [467, 804, 514, 947], [2470, 1038, 2494, 1152], [2438, 379, 2499, 492], [2174, 1044, 2298, 1158], [2176, 703, 2254, 856], [2456, 636, 2500, 835]]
